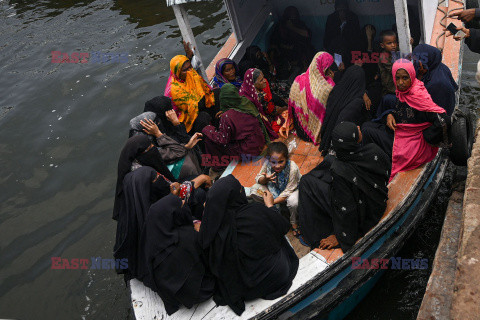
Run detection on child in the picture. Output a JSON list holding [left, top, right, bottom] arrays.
[[250, 142, 302, 235], [378, 30, 398, 96]]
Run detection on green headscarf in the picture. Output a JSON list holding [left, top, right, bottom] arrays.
[[219, 83, 271, 144]]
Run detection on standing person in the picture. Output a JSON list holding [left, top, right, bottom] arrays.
[[323, 0, 362, 68], [288, 52, 336, 145], [250, 142, 302, 235], [298, 122, 390, 251], [202, 83, 270, 174], [164, 55, 217, 134], [212, 58, 243, 89], [386, 60, 449, 181], [319, 65, 367, 155], [238, 45, 276, 80], [413, 44, 458, 116], [239, 68, 288, 139], [198, 175, 299, 316], [137, 194, 215, 315], [269, 6, 315, 80]]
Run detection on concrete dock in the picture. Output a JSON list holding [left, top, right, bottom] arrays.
[[418, 119, 480, 320]]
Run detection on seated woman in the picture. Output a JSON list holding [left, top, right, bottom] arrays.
[[269, 6, 315, 80], [298, 122, 390, 251], [113, 166, 177, 281], [213, 58, 243, 89], [386, 59, 449, 181], [288, 52, 335, 145], [250, 142, 302, 235], [113, 135, 211, 220], [238, 45, 275, 80], [165, 55, 218, 134], [139, 96, 191, 144], [413, 44, 458, 116], [130, 112, 203, 180], [198, 174, 299, 316], [202, 83, 271, 174], [319, 65, 367, 155], [137, 194, 215, 315], [240, 68, 288, 138]]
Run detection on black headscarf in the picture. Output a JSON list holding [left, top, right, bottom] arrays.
[[412, 44, 458, 116], [198, 175, 299, 315], [238, 46, 270, 79], [143, 96, 172, 133], [137, 194, 215, 315], [113, 135, 175, 220], [320, 65, 366, 154], [329, 122, 390, 251], [113, 166, 170, 280]]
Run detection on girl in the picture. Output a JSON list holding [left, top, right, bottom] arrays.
[[250, 142, 302, 235]]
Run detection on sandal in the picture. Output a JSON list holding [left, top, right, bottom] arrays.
[[292, 228, 301, 238]]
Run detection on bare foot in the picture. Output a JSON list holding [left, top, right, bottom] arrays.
[[318, 235, 339, 250], [193, 221, 201, 232]]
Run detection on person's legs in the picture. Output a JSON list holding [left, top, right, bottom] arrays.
[[286, 190, 299, 227]]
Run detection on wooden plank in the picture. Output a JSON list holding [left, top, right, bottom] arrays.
[[203, 252, 329, 319]]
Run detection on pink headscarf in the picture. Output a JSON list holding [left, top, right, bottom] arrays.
[[392, 59, 446, 114], [239, 68, 263, 112]]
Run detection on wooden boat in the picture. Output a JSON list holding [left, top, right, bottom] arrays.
[[130, 0, 465, 318]]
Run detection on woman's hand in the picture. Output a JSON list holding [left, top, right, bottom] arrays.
[[141, 118, 162, 138], [263, 190, 275, 208], [338, 62, 345, 72], [445, 26, 470, 40], [192, 174, 212, 189], [185, 132, 202, 149], [318, 235, 339, 250], [170, 182, 181, 196], [386, 113, 397, 131], [193, 220, 201, 232], [363, 93, 372, 111], [165, 109, 180, 126], [183, 40, 194, 60]]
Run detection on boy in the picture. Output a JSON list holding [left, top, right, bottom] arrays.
[[378, 30, 398, 96]]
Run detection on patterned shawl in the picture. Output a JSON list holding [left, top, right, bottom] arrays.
[[213, 58, 243, 89], [164, 55, 214, 132], [288, 52, 335, 145]]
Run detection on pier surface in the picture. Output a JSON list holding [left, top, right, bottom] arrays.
[[418, 119, 480, 320]]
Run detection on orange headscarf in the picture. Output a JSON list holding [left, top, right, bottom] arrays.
[[164, 55, 215, 132]]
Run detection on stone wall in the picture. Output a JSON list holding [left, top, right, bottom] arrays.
[[450, 119, 480, 320]]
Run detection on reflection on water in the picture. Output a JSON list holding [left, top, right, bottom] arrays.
[[1, 0, 479, 318], [0, 0, 228, 319]]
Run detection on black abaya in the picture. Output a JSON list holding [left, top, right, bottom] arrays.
[[300, 122, 390, 252], [319, 66, 366, 154], [137, 194, 215, 315], [113, 166, 171, 280], [198, 175, 299, 315]]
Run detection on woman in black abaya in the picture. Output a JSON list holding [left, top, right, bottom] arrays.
[[198, 174, 299, 316], [319, 66, 367, 155], [113, 166, 173, 280], [137, 194, 215, 315], [299, 122, 390, 252]]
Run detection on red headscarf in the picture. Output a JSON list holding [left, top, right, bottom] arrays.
[[392, 59, 446, 114]]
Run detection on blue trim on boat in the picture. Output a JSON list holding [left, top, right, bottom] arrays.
[[287, 160, 442, 316]]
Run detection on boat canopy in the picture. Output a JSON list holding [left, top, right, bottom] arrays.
[[168, 0, 440, 80]]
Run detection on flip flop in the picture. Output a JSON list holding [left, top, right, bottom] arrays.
[[298, 235, 310, 248]]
